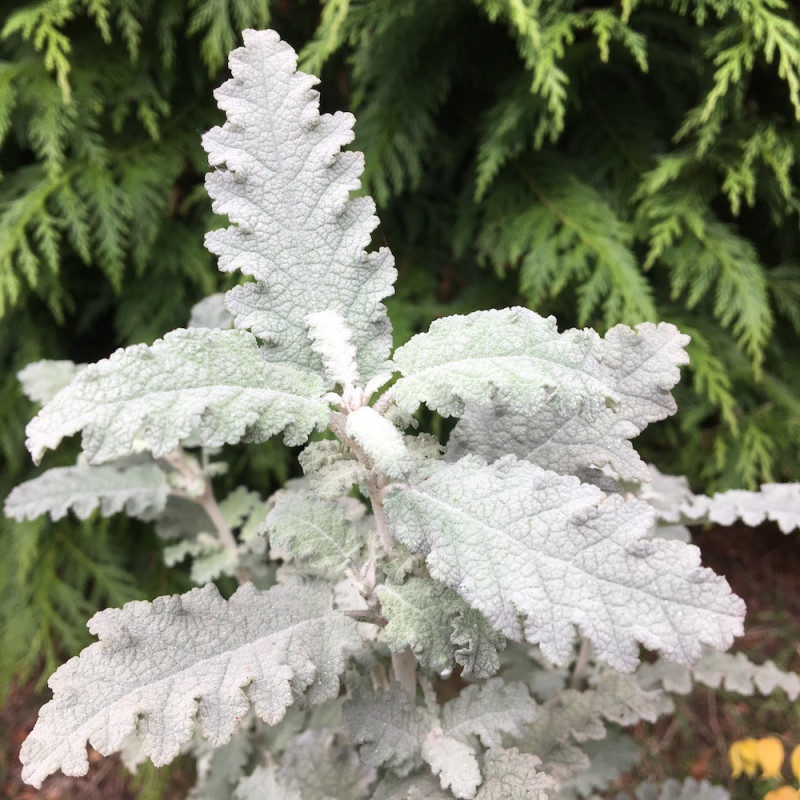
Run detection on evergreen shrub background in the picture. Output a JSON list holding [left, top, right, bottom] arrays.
[[1, 0, 799, 737]]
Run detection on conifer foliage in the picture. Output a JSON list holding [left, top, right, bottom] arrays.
[[3, 0, 800, 777], [301, 0, 800, 489], [5, 29, 799, 799], [0, 0, 280, 703]]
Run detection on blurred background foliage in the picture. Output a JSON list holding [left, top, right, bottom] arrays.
[[1, 0, 800, 739]]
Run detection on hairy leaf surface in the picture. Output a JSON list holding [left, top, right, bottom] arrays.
[[20, 580, 360, 788], [422, 731, 482, 799], [637, 466, 694, 541], [476, 748, 555, 800], [344, 679, 537, 798], [564, 731, 640, 798], [378, 576, 505, 677], [450, 606, 508, 678], [441, 679, 537, 748], [648, 650, 800, 700], [384, 456, 744, 670], [189, 293, 234, 330], [448, 399, 648, 481], [17, 359, 83, 404], [393, 309, 688, 430], [298, 439, 368, 499], [436, 314, 690, 480], [203, 29, 396, 381], [162, 533, 239, 584], [155, 495, 216, 541], [5, 457, 169, 521], [346, 406, 415, 478], [235, 763, 302, 800], [264, 492, 366, 579], [189, 719, 254, 800], [423, 680, 540, 797], [305, 309, 360, 388], [522, 673, 666, 781], [634, 778, 730, 800], [684, 483, 800, 533], [531, 673, 664, 748], [343, 684, 437, 776], [26, 328, 329, 464], [370, 773, 451, 800], [278, 729, 375, 799], [692, 652, 800, 699]]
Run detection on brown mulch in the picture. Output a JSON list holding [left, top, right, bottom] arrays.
[[2, 522, 798, 799], [624, 521, 800, 795]]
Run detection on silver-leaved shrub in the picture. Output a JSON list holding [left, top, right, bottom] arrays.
[[6, 29, 800, 800]]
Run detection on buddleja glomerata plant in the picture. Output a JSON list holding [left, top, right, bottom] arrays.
[[7, 30, 800, 800]]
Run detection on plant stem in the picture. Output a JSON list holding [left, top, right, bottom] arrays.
[[197, 482, 237, 550], [196, 477, 253, 585], [342, 609, 385, 624], [368, 468, 394, 553], [372, 386, 396, 415], [329, 410, 395, 552], [164, 448, 237, 550], [370, 662, 391, 691], [392, 647, 417, 698], [569, 636, 593, 689]]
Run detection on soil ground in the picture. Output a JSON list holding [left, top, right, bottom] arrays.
[[2, 521, 798, 799]]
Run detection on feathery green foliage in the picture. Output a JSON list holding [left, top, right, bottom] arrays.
[[4, 0, 800, 765], [0, 0, 292, 706], [8, 32, 797, 798], [300, 0, 800, 490]]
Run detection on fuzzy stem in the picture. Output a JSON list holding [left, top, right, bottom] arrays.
[[164, 448, 237, 551], [372, 385, 396, 416], [327, 410, 350, 443], [392, 647, 418, 698], [198, 483, 238, 550], [342, 608, 385, 624], [368, 468, 394, 553], [569, 636, 593, 689], [197, 478, 252, 585], [370, 662, 391, 692], [329, 410, 395, 553], [162, 448, 198, 489]]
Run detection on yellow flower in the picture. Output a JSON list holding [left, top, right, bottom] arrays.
[[764, 787, 799, 800], [792, 744, 800, 783], [757, 737, 786, 779], [730, 738, 760, 778]]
